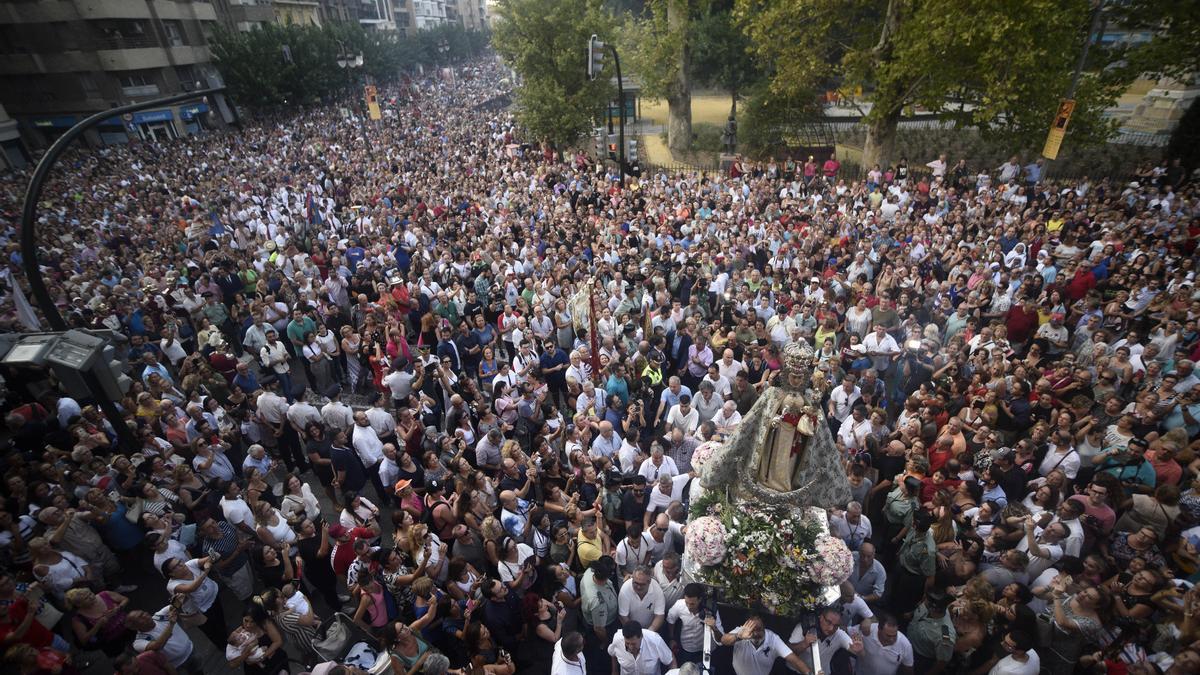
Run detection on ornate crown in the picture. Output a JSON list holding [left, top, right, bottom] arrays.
[[782, 340, 817, 375]]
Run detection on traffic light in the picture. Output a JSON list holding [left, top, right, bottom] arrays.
[[587, 34, 605, 81], [607, 134, 618, 161], [627, 139, 638, 163], [593, 127, 604, 157]]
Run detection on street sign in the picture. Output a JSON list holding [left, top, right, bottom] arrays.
[[1041, 99, 1076, 160]]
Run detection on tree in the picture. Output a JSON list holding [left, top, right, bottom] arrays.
[[623, 0, 693, 153], [736, 0, 1132, 168], [210, 23, 489, 112], [1167, 98, 1200, 172], [492, 0, 617, 148], [689, 8, 760, 117]]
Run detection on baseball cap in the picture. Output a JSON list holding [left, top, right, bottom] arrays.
[[327, 524, 348, 539]]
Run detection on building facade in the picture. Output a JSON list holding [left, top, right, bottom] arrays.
[[0, 104, 29, 169], [0, 0, 232, 148]]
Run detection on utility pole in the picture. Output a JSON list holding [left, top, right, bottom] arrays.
[[1042, 0, 1106, 171], [588, 34, 627, 187]]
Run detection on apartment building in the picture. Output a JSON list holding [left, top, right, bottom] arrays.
[[0, 0, 233, 148]]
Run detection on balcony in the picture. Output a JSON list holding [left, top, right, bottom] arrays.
[[121, 83, 160, 97], [95, 35, 160, 51]]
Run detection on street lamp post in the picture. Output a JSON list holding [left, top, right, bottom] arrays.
[[20, 88, 224, 452], [336, 41, 371, 159]]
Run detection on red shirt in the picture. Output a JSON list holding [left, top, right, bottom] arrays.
[[0, 598, 53, 649], [1065, 270, 1096, 301], [332, 526, 374, 577], [1149, 458, 1183, 486], [1005, 306, 1039, 344]]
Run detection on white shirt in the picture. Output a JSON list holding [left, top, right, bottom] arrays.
[[837, 415, 872, 450], [828, 513, 873, 551], [352, 423, 385, 466], [166, 559, 219, 615], [647, 474, 691, 515], [220, 496, 256, 530], [829, 386, 861, 422], [990, 651, 1040, 675], [850, 623, 913, 675], [731, 628, 791, 675], [260, 341, 291, 373], [608, 627, 673, 675], [666, 599, 723, 652], [618, 578, 666, 630], [790, 624, 851, 674], [35, 550, 90, 598], [638, 456, 679, 482], [551, 639, 587, 675], [665, 405, 699, 436], [321, 401, 355, 433], [615, 537, 653, 574], [1038, 446, 1080, 480], [716, 359, 744, 383], [133, 606, 195, 667]]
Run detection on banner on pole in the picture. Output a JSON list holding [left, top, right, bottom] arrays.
[[1041, 99, 1076, 160]]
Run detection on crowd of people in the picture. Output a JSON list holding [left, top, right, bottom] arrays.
[[0, 57, 1197, 675]]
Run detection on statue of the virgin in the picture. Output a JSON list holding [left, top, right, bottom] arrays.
[[698, 340, 851, 510]]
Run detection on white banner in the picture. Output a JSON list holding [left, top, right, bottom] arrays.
[[1, 268, 42, 331]]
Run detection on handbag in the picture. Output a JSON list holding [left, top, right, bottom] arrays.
[[125, 498, 144, 525]]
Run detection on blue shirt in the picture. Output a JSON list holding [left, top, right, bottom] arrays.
[[232, 371, 259, 394], [605, 374, 630, 405], [1100, 459, 1157, 489], [982, 483, 1009, 510], [659, 386, 692, 410]]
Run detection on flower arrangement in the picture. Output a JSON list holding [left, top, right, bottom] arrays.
[[805, 535, 853, 587], [690, 441, 721, 471], [684, 516, 728, 566], [688, 490, 849, 615]]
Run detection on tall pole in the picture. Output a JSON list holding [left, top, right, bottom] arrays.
[[608, 44, 626, 188], [1045, 0, 1105, 176], [20, 88, 223, 452], [587, 281, 601, 377]]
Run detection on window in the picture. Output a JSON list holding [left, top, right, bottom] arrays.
[[162, 20, 184, 46], [175, 65, 199, 89], [119, 70, 159, 96], [78, 72, 100, 97], [118, 72, 154, 88]]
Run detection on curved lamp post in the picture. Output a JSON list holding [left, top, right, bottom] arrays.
[[20, 87, 225, 449]]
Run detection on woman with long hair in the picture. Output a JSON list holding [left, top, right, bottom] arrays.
[[225, 601, 288, 675], [260, 587, 318, 668], [462, 621, 516, 674]]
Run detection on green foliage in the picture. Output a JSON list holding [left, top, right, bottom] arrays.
[[689, 8, 760, 106], [733, 0, 1148, 158], [835, 126, 1163, 180], [620, 1, 686, 103], [208, 23, 489, 111], [1109, 0, 1200, 81], [491, 0, 618, 146], [736, 81, 824, 156]]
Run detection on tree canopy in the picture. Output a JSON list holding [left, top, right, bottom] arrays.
[[209, 23, 489, 111], [491, 0, 618, 147], [735, 0, 1198, 166]]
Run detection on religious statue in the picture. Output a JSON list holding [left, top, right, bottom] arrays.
[[699, 341, 851, 510], [756, 392, 818, 492]]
